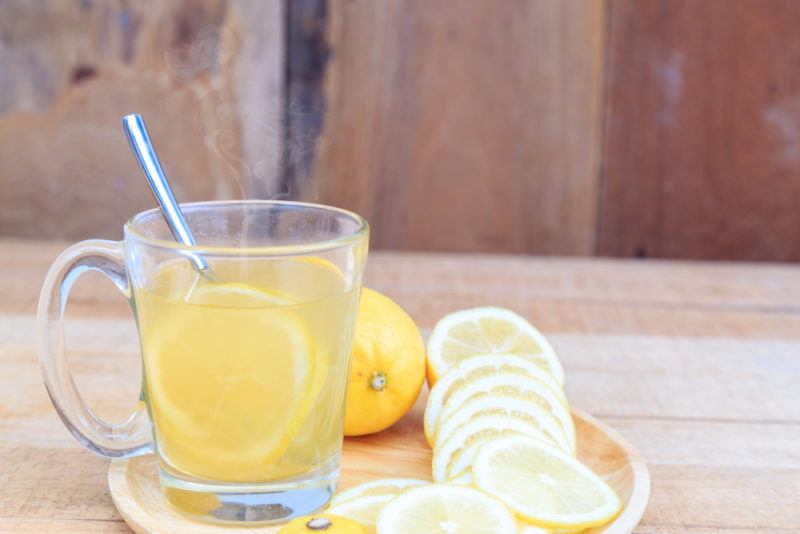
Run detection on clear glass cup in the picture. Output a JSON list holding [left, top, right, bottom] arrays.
[[37, 200, 369, 524]]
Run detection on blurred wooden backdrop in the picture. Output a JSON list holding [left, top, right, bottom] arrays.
[[2, 0, 800, 261]]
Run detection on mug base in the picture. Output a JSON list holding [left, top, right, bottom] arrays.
[[158, 456, 339, 525]]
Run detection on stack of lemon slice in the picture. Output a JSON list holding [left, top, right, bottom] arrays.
[[425, 308, 573, 482], [326, 308, 621, 533]]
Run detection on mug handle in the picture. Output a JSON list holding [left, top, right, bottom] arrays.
[[37, 240, 152, 458]]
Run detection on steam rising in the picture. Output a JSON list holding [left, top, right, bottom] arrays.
[[164, 24, 320, 202]]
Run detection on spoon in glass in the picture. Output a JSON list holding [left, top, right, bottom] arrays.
[[122, 114, 216, 288]]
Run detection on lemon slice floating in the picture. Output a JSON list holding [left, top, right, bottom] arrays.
[[376, 484, 517, 534], [473, 435, 621, 530], [188, 281, 294, 306], [143, 281, 317, 481], [426, 307, 564, 386], [424, 354, 565, 446]]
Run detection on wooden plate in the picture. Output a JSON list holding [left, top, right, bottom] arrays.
[[109, 402, 649, 533]]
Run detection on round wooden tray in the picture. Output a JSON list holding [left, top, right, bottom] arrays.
[[109, 407, 650, 533]]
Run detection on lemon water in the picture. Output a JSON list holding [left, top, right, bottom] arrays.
[[134, 258, 358, 484]]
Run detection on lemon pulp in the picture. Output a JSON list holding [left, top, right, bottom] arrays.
[[473, 436, 621, 529], [426, 307, 564, 386], [135, 258, 358, 482], [375, 484, 517, 534]]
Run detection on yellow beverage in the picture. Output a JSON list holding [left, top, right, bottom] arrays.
[[134, 257, 358, 483]]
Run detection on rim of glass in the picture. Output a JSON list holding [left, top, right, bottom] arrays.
[[124, 200, 369, 256]]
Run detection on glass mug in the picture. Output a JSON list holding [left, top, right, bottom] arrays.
[[37, 201, 369, 524]]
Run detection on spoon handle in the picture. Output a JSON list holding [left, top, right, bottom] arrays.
[[122, 114, 210, 273]]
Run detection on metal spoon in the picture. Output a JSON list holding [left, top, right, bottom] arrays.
[[121, 114, 213, 277]]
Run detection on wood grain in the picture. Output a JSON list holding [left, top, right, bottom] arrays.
[[6, 1, 800, 261], [311, 0, 605, 254], [600, 0, 800, 260], [0, 519, 131, 533], [105, 409, 649, 533], [5, 238, 800, 337], [284, 0, 328, 197], [1, 239, 799, 532], [0, 0, 284, 240]]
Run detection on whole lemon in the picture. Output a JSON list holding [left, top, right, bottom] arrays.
[[278, 514, 367, 533], [344, 287, 426, 436]]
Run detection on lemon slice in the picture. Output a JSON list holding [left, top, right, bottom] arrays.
[[437, 373, 575, 454], [473, 435, 621, 530], [143, 282, 316, 481], [432, 414, 557, 482], [188, 281, 294, 306], [436, 395, 572, 455], [444, 418, 567, 484], [332, 478, 429, 505], [375, 484, 517, 534], [517, 522, 551, 534], [426, 307, 564, 386], [327, 494, 394, 533], [424, 354, 565, 446], [294, 255, 345, 275]]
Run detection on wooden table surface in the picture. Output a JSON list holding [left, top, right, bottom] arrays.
[[1, 238, 799, 533]]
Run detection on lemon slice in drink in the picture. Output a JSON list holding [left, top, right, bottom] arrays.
[[437, 373, 576, 455], [376, 484, 517, 534], [188, 281, 294, 306], [427, 307, 564, 386], [473, 435, 621, 530], [423, 354, 566, 446], [143, 281, 317, 481], [331, 478, 429, 506]]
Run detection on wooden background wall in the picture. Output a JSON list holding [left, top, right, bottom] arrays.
[[2, 0, 800, 261]]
